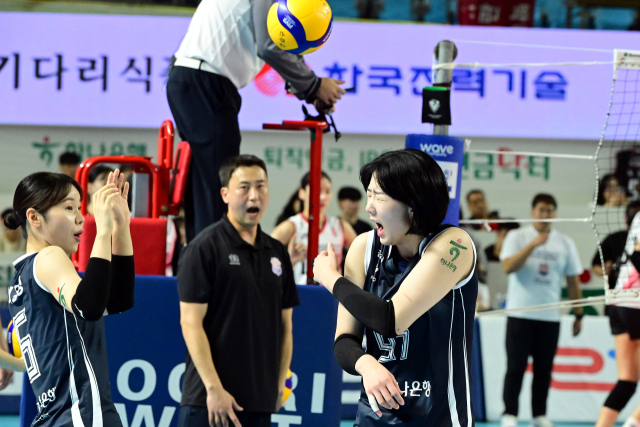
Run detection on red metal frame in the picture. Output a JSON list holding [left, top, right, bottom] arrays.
[[263, 120, 329, 284]]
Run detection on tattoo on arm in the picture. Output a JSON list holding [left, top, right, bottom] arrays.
[[57, 283, 67, 309], [441, 239, 469, 273]]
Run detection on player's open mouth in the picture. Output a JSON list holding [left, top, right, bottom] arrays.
[[247, 207, 260, 215], [376, 223, 384, 236], [74, 231, 83, 242]]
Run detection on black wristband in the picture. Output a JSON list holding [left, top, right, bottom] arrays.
[[303, 77, 322, 103], [333, 277, 396, 337], [575, 312, 584, 320], [106, 255, 135, 315], [72, 257, 111, 321], [333, 334, 366, 376]]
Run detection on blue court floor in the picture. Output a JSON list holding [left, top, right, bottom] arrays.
[[0, 418, 606, 427]]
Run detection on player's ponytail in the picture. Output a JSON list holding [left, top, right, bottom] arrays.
[[10, 173, 83, 239]]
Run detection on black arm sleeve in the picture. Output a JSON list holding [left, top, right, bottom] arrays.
[[333, 277, 396, 338], [105, 255, 135, 315], [333, 334, 366, 376], [630, 251, 640, 273], [71, 258, 111, 321]]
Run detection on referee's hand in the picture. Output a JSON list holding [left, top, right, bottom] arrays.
[[207, 386, 243, 427], [316, 77, 346, 107]]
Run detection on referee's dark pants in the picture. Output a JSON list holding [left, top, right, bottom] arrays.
[[502, 316, 560, 418], [167, 65, 242, 242]]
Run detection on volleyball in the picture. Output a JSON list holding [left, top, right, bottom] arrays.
[[267, 0, 333, 55], [283, 369, 293, 402], [6, 320, 21, 359]]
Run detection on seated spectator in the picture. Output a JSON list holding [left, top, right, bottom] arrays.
[[337, 186, 372, 236], [87, 165, 114, 216], [275, 191, 303, 227], [271, 171, 356, 284], [0, 208, 26, 253], [597, 174, 628, 207], [485, 221, 520, 262], [592, 201, 640, 288], [466, 189, 500, 231], [58, 152, 81, 179]]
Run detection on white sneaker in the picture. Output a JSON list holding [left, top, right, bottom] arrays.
[[531, 416, 554, 427], [501, 414, 517, 427]]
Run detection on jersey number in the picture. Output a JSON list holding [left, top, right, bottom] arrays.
[[13, 308, 41, 383], [374, 330, 410, 364]]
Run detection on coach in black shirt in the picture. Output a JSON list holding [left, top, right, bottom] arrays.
[[177, 155, 299, 427]]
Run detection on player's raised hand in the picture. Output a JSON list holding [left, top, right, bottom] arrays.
[[356, 355, 404, 417], [207, 386, 243, 427], [107, 169, 130, 229], [92, 174, 120, 236], [313, 242, 341, 290]]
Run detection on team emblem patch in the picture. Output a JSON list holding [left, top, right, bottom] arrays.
[[271, 257, 282, 276]]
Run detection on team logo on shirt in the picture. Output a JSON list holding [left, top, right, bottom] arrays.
[[271, 257, 282, 276], [229, 254, 241, 266], [8, 277, 24, 305], [539, 262, 549, 276]]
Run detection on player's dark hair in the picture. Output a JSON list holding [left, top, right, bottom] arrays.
[[466, 189, 484, 202], [275, 190, 303, 226], [360, 149, 449, 236], [219, 155, 268, 188], [89, 165, 114, 184], [300, 170, 331, 190], [338, 186, 362, 201], [59, 151, 81, 165], [531, 193, 557, 209], [4, 173, 83, 239]]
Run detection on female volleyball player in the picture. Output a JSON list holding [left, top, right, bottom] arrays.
[[3, 170, 135, 426], [272, 171, 356, 284], [313, 149, 478, 427], [596, 211, 640, 427]]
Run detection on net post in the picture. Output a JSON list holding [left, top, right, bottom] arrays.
[[307, 128, 324, 284], [433, 40, 457, 136]]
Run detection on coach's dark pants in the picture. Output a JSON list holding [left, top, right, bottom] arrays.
[[166, 65, 242, 242], [502, 317, 560, 417], [178, 406, 271, 427]]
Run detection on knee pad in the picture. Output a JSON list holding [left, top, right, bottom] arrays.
[[604, 380, 637, 412]]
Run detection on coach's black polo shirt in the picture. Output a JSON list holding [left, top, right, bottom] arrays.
[[177, 215, 299, 412]]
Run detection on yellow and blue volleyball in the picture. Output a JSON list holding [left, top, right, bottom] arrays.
[[6, 320, 20, 358], [283, 369, 293, 402], [267, 0, 333, 55]]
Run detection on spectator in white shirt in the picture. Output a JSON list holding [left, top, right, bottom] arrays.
[[499, 193, 584, 427]]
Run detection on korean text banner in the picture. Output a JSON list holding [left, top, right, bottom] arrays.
[[1, 12, 637, 139]]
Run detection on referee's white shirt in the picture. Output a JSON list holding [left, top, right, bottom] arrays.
[[500, 225, 583, 322], [174, 0, 264, 89]]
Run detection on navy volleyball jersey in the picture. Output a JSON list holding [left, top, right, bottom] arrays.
[[355, 225, 478, 427], [9, 253, 122, 427]]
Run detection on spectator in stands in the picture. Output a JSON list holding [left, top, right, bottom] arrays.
[[466, 189, 500, 231], [275, 191, 303, 227], [355, 0, 384, 19], [87, 166, 114, 216], [167, 0, 345, 242], [485, 221, 520, 262], [0, 208, 27, 253], [58, 152, 81, 179], [337, 186, 372, 236], [592, 201, 640, 289], [177, 155, 299, 427], [500, 193, 584, 427], [598, 174, 628, 207], [272, 171, 356, 284]]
